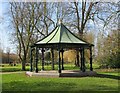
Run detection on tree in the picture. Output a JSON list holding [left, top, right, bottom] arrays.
[[8, 2, 119, 70], [96, 29, 119, 68], [9, 2, 58, 70], [83, 31, 95, 63], [6, 47, 10, 64], [72, 2, 119, 67], [68, 1, 98, 66], [0, 41, 2, 64], [95, 2, 119, 28], [95, 2, 119, 68], [9, 2, 45, 70]]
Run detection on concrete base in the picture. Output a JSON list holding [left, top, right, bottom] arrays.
[[26, 70, 97, 77], [26, 70, 59, 77]]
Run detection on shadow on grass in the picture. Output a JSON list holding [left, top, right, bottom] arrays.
[[94, 74, 120, 80], [62, 73, 120, 80], [1, 91, 119, 93], [60, 71, 120, 80]]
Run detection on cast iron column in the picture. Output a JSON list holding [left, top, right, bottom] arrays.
[[90, 46, 93, 71], [35, 47, 38, 73], [82, 48, 85, 72], [41, 48, 45, 71], [58, 49, 61, 73], [76, 49, 80, 67], [30, 47, 33, 72], [80, 48, 83, 71], [61, 49, 64, 70], [51, 48, 54, 70]]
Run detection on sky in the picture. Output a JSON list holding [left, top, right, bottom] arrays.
[[0, 2, 16, 53], [0, 2, 8, 53]]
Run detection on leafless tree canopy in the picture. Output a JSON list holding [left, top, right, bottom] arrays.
[[9, 2, 119, 70]]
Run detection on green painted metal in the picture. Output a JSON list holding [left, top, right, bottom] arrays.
[[36, 23, 87, 45]]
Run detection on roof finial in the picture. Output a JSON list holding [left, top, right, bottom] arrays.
[[58, 19, 62, 24]]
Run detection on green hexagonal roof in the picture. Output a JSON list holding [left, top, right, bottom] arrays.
[[36, 23, 88, 45]]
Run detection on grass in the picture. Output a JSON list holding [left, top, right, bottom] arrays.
[[2, 69, 120, 93], [1, 63, 100, 72], [1, 64, 30, 72], [95, 69, 120, 76], [1, 64, 78, 72], [2, 73, 119, 93], [1, 63, 120, 92]]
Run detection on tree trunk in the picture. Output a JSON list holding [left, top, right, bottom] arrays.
[[22, 55, 26, 71], [22, 60, 26, 71]]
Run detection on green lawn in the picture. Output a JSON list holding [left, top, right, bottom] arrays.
[[1, 63, 100, 72], [1, 64, 29, 72], [1, 64, 120, 93], [2, 71, 119, 93]]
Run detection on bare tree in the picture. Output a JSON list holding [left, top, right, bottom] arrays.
[[9, 2, 119, 70], [0, 41, 2, 64], [9, 2, 58, 70], [10, 2, 45, 70], [69, 1, 97, 66]]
